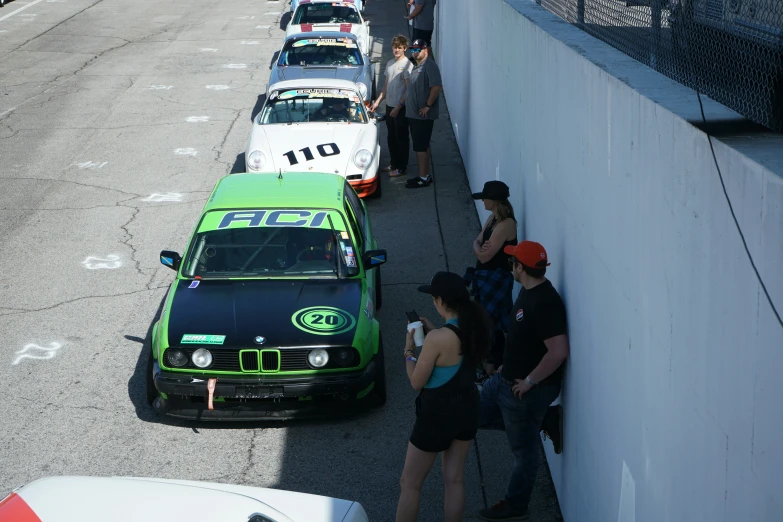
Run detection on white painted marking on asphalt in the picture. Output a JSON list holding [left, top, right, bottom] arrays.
[[186, 116, 209, 122], [264, 11, 279, 15], [148, 85, 173, 90], [223, 64, 247, 69], [205, 85, 230, 90], [12, 342, 63, 366], [236, 15, 255, 19], [82, 255, 122, 269], [174, 148, 197, 156], [241, 41, 261, 45], [200, 48, 218, 52], [256, 25, 271, 29], [142, 193, 183, 202], [74, 161, 108, 169]]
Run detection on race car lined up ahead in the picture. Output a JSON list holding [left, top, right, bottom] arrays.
[[0, 476, 370, 522], [246, 79, 382, 198], [291, 0, 364, 15], [147, 172, 387, 420], [269, 31, 376, 103], [287, 0, 371, 55]]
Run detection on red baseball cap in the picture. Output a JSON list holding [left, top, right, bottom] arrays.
[[504, 241, 551, 268]]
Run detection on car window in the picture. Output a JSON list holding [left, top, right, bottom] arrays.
[[343, 201, 364, 253], [292, 4, 362, 24], [182, 209, 360, 278], [344, 182, 367, 241], [279, 37, 364, 67], [258, 90, 367, 124]]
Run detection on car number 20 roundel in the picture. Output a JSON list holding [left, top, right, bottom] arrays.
[[283, 142, 341, 165], [292, 306, 356, 335]]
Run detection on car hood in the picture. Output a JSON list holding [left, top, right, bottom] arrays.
[[277, 65, 363, 83], [249, 123, 368, 172], [7, 476, 364, 522], [166, 278, 363, 348]]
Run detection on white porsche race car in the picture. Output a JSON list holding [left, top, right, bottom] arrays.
[[245, 79, 382, 198], [292, 0, 363, 14], [287, 0, 371, 55], [0, 475, 370, 522]]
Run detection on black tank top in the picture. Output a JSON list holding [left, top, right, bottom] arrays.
[[416, 324, 479, 411], [475, 217, 517, 271]]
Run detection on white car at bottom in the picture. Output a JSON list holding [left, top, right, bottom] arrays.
[[287, 0, 371, 55], [245, 79, 382, 198], [1, 475, 370, 522]]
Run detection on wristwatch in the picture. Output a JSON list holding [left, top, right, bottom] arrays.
[[426, 103, 433, 108], [525, 375, 536, 386]]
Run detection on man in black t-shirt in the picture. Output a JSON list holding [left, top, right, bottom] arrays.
[[477, 241, 570, 521]]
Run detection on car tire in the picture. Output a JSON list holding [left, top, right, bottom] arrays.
[[372, 332, 387, 406], [374, 267, 382, 310], [145, 350, 158, 406]]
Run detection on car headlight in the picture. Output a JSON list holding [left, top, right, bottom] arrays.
[[354, 149, 373, 169], [334, 348, 355, 367], [191, 348, 213, 368], [166, 349, 188, 367], [356, 83, 367, 99], [247, 150, 266, 171], [308, 348, 329, 368]]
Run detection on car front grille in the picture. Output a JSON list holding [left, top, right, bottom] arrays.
[[164, 347, 360, 372]]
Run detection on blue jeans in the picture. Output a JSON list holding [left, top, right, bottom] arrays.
[[479, 373, 561, 513]]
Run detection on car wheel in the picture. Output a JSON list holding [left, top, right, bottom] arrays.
[[372, 332, 387, 406], [374, 266, 382, 310], [145, 350, 158, 406]]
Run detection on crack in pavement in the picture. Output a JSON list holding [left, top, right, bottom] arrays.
[[1, 177, 142, 198], [239, 429, 261, 480], [120, 206, 143, 276], [0, 286, 168, 317], [213, 109, 243, 170], [13, 396, 119, 415]]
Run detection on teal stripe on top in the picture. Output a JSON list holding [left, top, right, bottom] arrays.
[[424, 318, 462, 389]]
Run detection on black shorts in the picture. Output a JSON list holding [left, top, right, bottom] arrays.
[[408, 118, 434, 152], [409, 396, 479, 453], [412, 28, 433, 49]]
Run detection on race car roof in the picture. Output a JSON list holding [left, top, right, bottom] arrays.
[[299, 0, 357, 4], [267, 78, 362, 93], [203, 172, 347, 212]]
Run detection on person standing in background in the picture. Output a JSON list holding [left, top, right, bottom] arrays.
[[404, 39, 441, 189], [464, 181, 517, 382], [371, 35, 414, 178], [406, 0, 435, 55], [477, 241, 569, 521]]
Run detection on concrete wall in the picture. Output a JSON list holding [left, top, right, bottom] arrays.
[[433, 0, 783, 520]]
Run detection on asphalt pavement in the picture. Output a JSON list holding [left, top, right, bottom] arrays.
[[0, 0, 562, 519]]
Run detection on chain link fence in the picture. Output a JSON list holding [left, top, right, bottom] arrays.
[[535, 0, 783, 132]]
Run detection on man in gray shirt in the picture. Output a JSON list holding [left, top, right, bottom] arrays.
[[405, 39, 441, 189], [407, 0, 436, 51]]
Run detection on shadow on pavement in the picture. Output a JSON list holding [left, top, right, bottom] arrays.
[[251, 94, 266, 122], [230, 153, 245, 174]]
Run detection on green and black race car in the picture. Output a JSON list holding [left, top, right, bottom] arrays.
[[146, 172, 387, 420]]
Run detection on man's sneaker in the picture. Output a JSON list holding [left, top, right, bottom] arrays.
[[478, 500, 529, 521], [541, 404, 563, 454], [405, 175, 431, 188]]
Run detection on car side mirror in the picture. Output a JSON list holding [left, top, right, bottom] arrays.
[[362, 249, 387, 269], [370, 57, 381, 64], [160, 250, 182, 271], [374, 113, 386, 123]]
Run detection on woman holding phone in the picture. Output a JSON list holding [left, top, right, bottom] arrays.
[[396, 271, 491, 522]]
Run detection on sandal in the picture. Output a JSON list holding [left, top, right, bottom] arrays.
[[388, 169, 406, 177]]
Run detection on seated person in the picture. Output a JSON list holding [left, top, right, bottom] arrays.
[[313, 98, 352, 121], [285, 228, 337, 267]]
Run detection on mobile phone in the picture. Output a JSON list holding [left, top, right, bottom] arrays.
[[406, 310, 420, 323]]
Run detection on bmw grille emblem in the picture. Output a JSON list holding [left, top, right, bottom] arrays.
[[254, 336, 266, 345]]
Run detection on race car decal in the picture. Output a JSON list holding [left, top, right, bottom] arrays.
[[0, 493, 41, 522], [277, 88, 353, 99], [292, 306, 357, 335], [216, 210, 328, 229], [283, 143, 341, 165], [181, 334, 226, 344], [292, 38, 357, 48]]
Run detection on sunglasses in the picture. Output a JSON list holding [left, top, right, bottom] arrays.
[[410, 48, 423, 53]]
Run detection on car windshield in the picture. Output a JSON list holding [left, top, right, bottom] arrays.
[[182, 209, 361, 278], [292, 4, 362, 24], [258, 89, 367, 124], [279, 37, 363, 67]]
